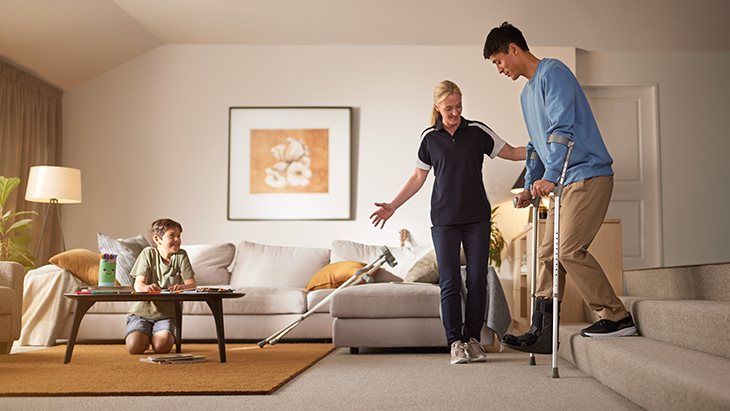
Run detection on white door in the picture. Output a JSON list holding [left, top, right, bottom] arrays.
[[584, 85, 663, 270]]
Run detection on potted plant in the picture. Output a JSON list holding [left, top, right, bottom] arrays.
[[489, 206, 506, 270], [0, 176, 37, 270]]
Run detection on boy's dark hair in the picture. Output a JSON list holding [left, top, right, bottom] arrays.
[[483, 22, 529, 59], [149, 218, 183, 243]]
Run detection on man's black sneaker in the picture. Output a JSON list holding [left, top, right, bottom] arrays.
[[580, 313, 637, 337]]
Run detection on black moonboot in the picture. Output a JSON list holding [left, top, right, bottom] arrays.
[[501, 297, 559, 354]]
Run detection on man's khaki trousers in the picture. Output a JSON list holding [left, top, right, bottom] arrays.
[[536, 175, 629, 322]]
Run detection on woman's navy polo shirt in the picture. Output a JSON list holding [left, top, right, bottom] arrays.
[[415, 117, 506, 226]]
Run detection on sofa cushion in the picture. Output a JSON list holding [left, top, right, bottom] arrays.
[[229, 241, 331, 289], [181, 243, 235, 286], [97, 233, 149, 287], [330, 282, 441, 318], [188, 287, 306, 315], [307, 288, 335, 313], [404, 247, 467, 284], [330, 240, 431, 281], [49, 249, 103, 285], [305, 261, 367, 291]]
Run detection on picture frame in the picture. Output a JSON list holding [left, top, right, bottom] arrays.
[[228, 107, 352, 220]]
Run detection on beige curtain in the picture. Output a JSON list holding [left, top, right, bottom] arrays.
[[0, 60, 63, 267]]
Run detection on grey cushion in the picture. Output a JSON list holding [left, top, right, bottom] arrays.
[[330, 282, 440, 318]]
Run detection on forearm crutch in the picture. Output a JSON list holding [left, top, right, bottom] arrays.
[[528, 196, 541, 366], [548, 134, 574, 379], [257, 246, 397, 347]]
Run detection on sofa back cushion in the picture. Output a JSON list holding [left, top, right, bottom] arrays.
[[181, 243, 236, 286], [330, 240, 432, 282], [230, 241, 331, 289]]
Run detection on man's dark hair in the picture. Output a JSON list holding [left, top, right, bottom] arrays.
[[483, 22, 529, 59]]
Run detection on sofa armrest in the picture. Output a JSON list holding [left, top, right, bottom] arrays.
[[0, 261, 25, 340]]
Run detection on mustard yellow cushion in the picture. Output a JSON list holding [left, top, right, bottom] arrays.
[[305, 261, 368, 291], [49, 249, 101, 285]]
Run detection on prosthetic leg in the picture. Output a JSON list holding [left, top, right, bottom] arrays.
[[258, 246, 397, 347]]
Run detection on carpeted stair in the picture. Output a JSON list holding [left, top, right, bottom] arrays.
[[559, 262, 730, 411]]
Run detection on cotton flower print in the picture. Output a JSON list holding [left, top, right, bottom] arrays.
[[264, 138, 312, 188]]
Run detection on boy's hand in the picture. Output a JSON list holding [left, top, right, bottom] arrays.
[[168, 284, 186, 291], [146, 283, 161, 292]]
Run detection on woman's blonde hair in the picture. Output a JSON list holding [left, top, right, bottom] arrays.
[[430, 80, 462, 127]]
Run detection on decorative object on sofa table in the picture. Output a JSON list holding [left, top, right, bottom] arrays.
[[98, 253, 117, 287], [0, 176, 38, 270], [399, 229, 411, 246], [24, 166, 82, 259], [227, 107, 352, 220]]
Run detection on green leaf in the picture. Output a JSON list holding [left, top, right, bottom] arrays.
[[6, 219, 33, 233], [10, 234, 32, 246], [5, 211, 38, 219], [6, 239, 36, 268], [0, 177, 20, 208]]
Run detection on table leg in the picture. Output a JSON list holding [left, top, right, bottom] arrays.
[[205, 298, 227, 362], [173, 301, 182, 353], [64, 299, 96, 364]]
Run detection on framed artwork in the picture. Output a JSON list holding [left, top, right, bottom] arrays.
[[228, 107, 352, 220]]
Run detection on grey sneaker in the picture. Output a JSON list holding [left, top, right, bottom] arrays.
[[450, 341, 467, 364], [465, 338, 487, 362]]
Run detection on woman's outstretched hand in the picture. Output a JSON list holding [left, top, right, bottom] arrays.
[[370, 202, 395, 229]]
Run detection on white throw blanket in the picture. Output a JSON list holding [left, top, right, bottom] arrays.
[[18, 265, 81, 346]]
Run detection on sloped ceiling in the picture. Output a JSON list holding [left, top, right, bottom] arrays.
[[1, 0, 729, 90]]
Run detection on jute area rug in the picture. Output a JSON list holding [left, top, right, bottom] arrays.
[[0, 343, 333, 396]]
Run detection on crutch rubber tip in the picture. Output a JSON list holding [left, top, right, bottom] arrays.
[[529, 356, 536, 366], [257, 340, 266, 348], [552, 368, 560, 379]]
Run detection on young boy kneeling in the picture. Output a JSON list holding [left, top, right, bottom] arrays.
[[126, 218, 197, 354]]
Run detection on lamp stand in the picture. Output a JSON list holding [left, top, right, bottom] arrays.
[[35, 198, 66, 258]]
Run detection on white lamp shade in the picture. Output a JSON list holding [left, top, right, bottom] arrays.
[[25, 166, 82, 204]]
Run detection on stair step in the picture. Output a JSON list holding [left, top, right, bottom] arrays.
[[620, 296, 730, 359], [560, 323, 730, 411], [624, 262, 730, 301]]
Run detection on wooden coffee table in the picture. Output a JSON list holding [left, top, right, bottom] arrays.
[[63, 291, 244, 364]]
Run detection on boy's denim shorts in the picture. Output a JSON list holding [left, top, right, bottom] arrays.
[[126, 315, 176, 341]]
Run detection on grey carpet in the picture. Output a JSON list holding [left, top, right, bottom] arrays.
[[1, 346, 640, 410]]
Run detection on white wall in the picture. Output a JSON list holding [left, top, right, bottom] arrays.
[[576, 51, 730, 267], [63, 45, 730, 269], [63, 45, 574, 253]]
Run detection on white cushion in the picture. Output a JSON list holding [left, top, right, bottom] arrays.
[[229, 241, 331, 289], [330, 240, 431, 281], [181, 243, 235, 286]]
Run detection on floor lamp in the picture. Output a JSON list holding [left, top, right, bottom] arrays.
[[25, 166, 82, 258]]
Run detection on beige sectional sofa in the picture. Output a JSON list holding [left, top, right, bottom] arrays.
[[18, 237, 509, 351]]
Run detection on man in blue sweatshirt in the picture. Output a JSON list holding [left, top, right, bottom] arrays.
[[484, 22, 636, 354]]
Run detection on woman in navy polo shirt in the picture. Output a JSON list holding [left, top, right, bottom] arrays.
[[371, 80, 525, 364]]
